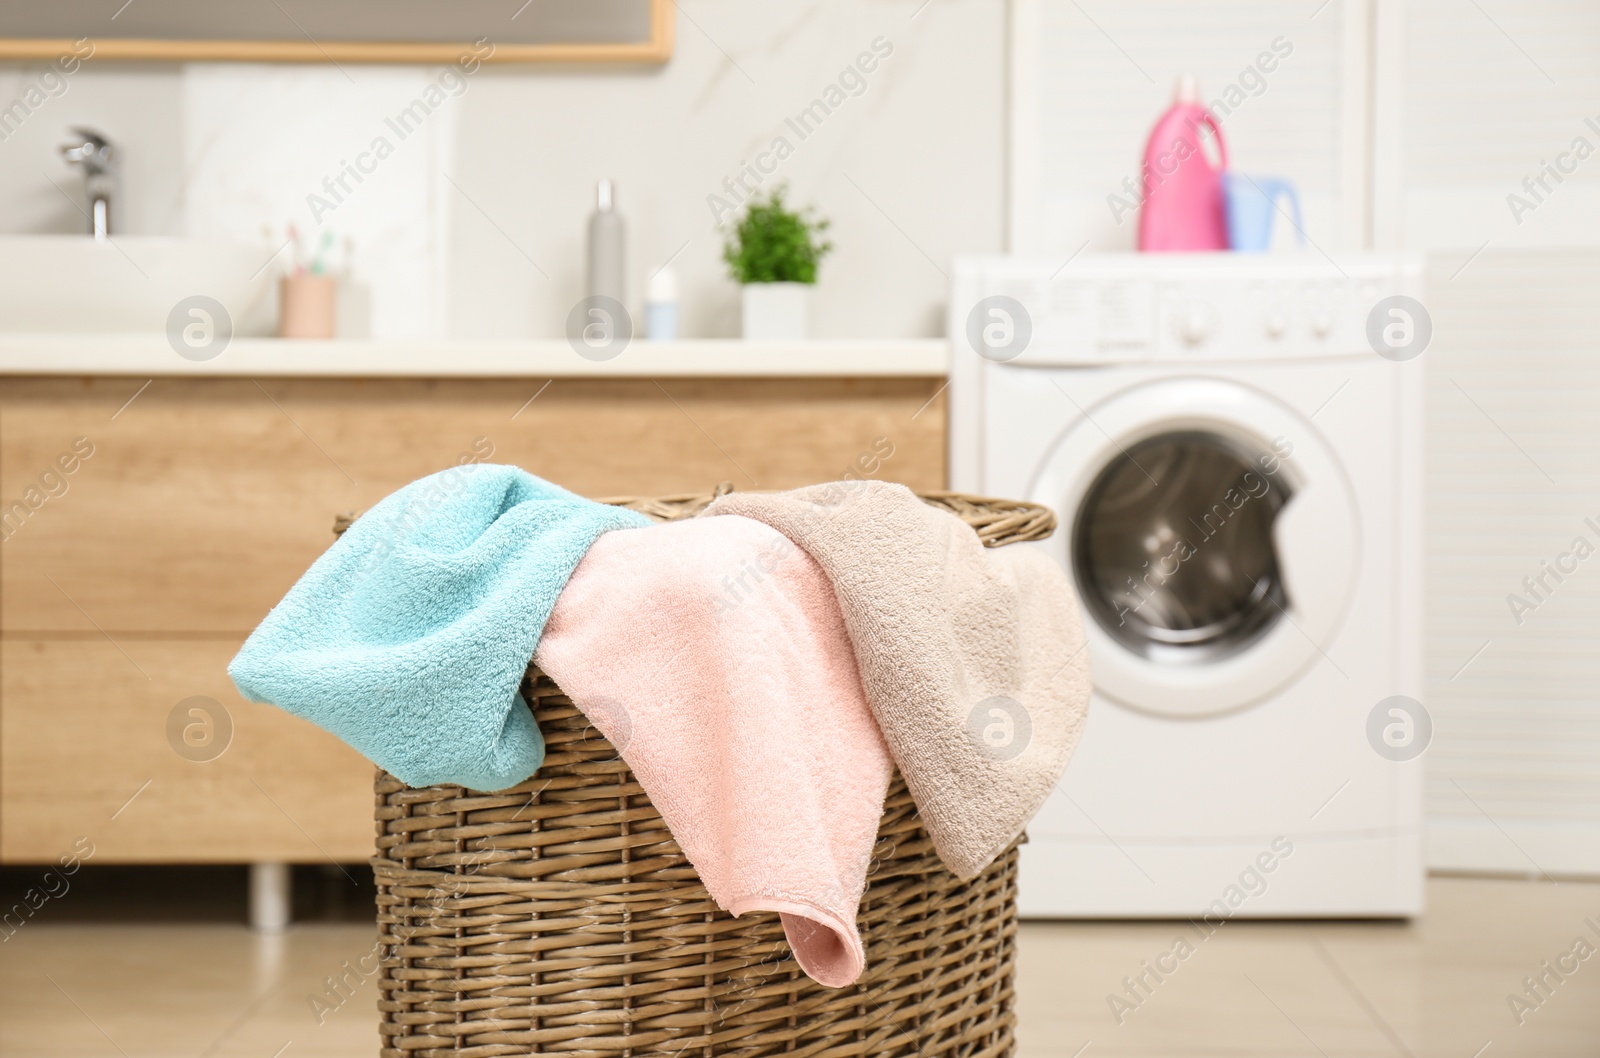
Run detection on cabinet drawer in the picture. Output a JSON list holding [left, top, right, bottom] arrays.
[[1, 377, 943, 633], [0, 638, 373, 863]]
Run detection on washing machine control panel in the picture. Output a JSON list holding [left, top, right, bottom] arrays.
[[959, 256, 1420, 365], [1160, 276, 1359, 357]]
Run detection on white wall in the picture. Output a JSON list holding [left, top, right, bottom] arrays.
[[0, 0, 1006, 339], [451, 2, 1005, 339]]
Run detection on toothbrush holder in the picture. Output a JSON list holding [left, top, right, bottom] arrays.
[[278, 275, 338, 339]]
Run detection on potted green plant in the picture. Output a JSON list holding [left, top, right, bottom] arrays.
[[722, 187, 832, 341]]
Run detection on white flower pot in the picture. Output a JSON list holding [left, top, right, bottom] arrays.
[[741, 282, 810, 341]]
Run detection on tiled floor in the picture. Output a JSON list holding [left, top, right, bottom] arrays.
[[1, 876, 1595, 1057], [1016, 876, 1600, 1057]]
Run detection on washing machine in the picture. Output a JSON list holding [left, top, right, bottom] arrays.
[[950, 254, 1425, 917]]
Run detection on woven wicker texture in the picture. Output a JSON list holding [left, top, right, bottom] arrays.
[[597, 481, 1056, 549], [371, 486, 1054, 1057]]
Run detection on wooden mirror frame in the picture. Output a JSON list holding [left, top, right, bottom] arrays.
[[0, 0, 672, 64]]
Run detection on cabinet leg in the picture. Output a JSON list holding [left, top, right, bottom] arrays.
[[249, 862, 292, 932]]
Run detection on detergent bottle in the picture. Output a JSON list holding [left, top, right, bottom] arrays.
[[1137, 75, 1229, 252]]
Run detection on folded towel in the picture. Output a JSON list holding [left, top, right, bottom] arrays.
[[534, 514, 892, 988], [704, 481, 1091, 879], [229, 464, 651, 791]]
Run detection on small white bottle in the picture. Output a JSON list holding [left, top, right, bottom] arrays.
[[645, 267, 679, 340], [586, 178, 626, 304]]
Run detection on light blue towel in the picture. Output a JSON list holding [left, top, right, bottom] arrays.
[[228, 464, 652, 791]]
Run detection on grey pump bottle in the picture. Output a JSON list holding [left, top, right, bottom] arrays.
[[586, 179, 626, 304]]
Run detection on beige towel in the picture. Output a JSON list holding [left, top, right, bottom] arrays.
[[705, 480, 1091, 879]]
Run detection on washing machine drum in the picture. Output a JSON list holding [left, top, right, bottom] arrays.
[[1033, 377, 1359, 716], [1074, 432, 1289, 664]]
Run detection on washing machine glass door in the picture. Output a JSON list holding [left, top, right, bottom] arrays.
[[1074, 431, 1289, 664], [1033, 376, 1359, 716]]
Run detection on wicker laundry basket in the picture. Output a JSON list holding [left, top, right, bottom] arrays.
[[367, 485, 1056, 1058]]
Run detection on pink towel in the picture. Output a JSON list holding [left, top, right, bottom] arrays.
[[533, 515, 892, 988]]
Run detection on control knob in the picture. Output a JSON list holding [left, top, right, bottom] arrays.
[[1179, 303, 1211, 346]]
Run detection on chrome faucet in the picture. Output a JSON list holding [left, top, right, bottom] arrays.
[[60, 127, 116, 240]]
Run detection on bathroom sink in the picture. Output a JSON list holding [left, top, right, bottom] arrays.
[[0, 235, 278, 335]]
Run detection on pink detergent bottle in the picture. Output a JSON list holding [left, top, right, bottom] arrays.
[[1137, 75, 1229, 252]]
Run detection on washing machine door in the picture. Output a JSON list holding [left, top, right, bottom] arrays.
[[1032, 377, 1359, 716]]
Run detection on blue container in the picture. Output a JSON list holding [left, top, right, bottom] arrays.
[[1223, 173, 1303, 252]]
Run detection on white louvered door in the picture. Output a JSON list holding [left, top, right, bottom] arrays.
[[1375, 0, 1600, 875]]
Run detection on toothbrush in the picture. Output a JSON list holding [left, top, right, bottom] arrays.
[[287, 222, 304, 276], [310, 230, 334, 276]]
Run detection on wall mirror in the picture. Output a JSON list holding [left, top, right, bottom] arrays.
[[0, 0, 672, 64]]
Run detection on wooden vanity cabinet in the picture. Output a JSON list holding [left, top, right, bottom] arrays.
[[0, 374, 945, 863]]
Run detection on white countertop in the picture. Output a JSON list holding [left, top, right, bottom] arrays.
[[0, 336, 949, 378]]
